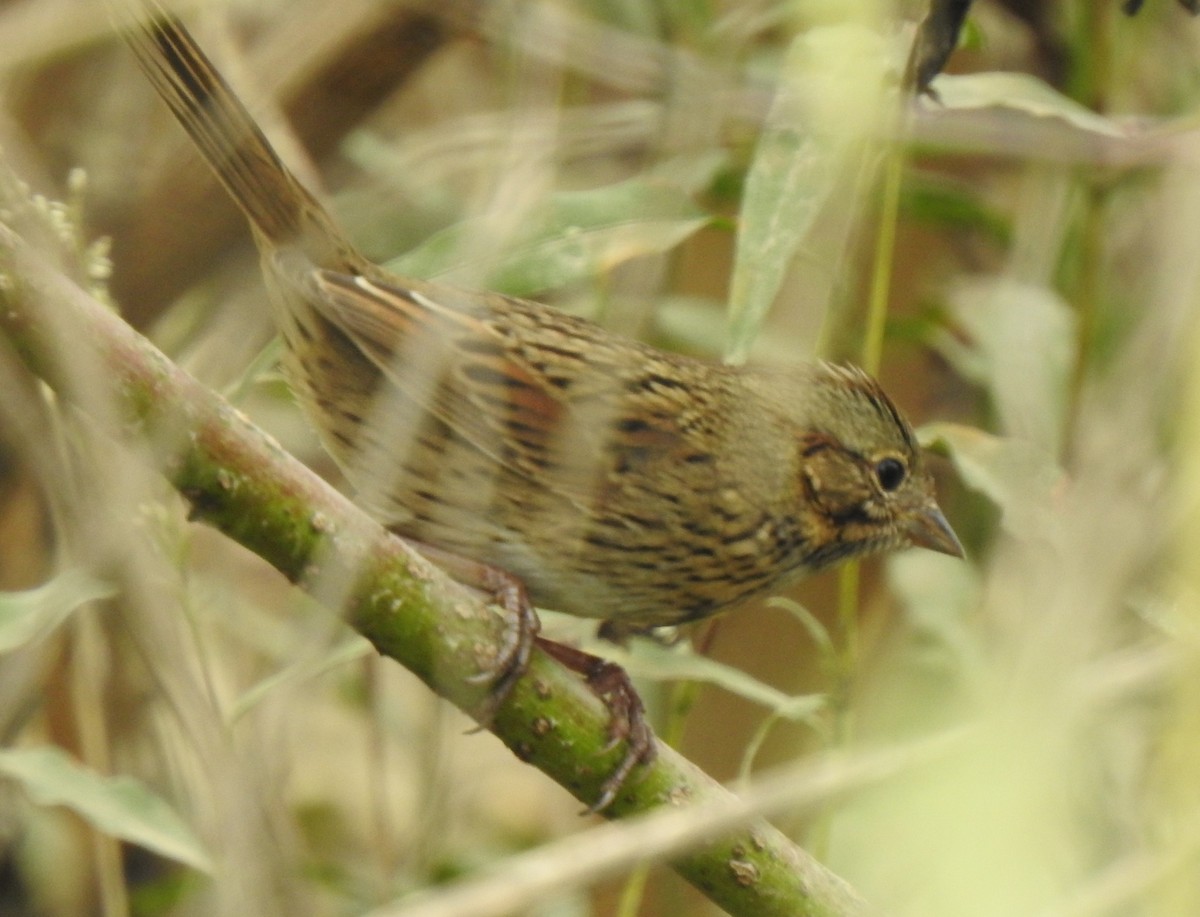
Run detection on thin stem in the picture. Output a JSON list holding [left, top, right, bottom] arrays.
[[614, 862, 653, 917], [615, 624, 714, 917], [862, 147, 905, 379], [1066, 0, 1120, 435], [817, 104, 907, 858]]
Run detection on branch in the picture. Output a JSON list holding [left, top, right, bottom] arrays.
[[0, 223, 874, 917]]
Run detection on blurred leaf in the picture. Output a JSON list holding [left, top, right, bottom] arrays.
[[901, 176, 1011, 247], [230, 633, 373, 722], [600, 640, 825, 721], [0, 570, 113, 654], [938, 276, 1076, 456], [653, 295, 729, 354], [387, 163, 718, 296], [707, 164, 745, 206], [768, 596, 834, 658], [656, 295, 833, 364], [128, 869, 193, 916], [579, 0, 662, 34], [0, 747, 212, 872], [959, 14, 986, 51], [726, 25, 892, 363], [929, 72, 1125, 137], [887, 549, 981, 672], [922, 422, 1062, 538], [223, 335, 284, 404]]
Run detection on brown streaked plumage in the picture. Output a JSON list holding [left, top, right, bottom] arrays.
[[112, 3, 962, 808]]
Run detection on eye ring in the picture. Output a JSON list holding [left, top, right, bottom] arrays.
[[874, 457, 907, 492]]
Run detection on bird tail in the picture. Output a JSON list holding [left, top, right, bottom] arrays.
[[113, 1, 351, 261]]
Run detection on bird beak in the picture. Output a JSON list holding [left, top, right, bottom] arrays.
[[906, 503, 964, 558]]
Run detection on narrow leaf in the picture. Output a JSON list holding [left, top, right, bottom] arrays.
[[726, 25, 893, 362], [930, 72, 1124, 138], [230, 633, 373, 722], [0, 570, 113, 654], [600, 641, 825, 722], [922, 422, 1063, 539], [0, 747, 212, 872], [940, 276, 1076, 457], [388, 167, 715, 296]]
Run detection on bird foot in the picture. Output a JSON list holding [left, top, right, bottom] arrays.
[[535, 637, 657, 813]]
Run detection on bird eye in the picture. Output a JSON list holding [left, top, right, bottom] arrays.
[[874, 457, 906, 492]]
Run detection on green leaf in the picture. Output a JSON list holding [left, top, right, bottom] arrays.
[[901, 176, 1011, 247], [655, 295, 816, 364], [767, 596, 834, 658], [0, 747, 212, 872], [921, 422, 1062, 538], [230, 633, 373, 722], [726, 25, 893, 362], [652, 295, 730, 354], [938, 276, 1076, 457], [887, 548, 982, 672], [929, 72, 1124, 137], [0, 570, 114, 654], [222, 335, 284, 404], [599, 640, 825, 723], [387, 165, 716, 297]]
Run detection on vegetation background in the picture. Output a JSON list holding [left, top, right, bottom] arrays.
[[1, 0, 1199, 914]]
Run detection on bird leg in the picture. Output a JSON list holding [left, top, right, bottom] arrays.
[[409, 543, 656, 812], [535, 637, 658, 813], [408, 543, 539, 723]]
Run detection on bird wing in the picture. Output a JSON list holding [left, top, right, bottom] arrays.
[[305, 268, 689, 503]]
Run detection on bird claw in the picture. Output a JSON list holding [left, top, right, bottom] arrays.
[[535, 637, 657, 813], [410, 543, 540, 725], [470, 577, 539, 725], [408, 544, 654, 810]]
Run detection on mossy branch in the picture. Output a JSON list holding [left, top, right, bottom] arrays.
[[0, 224, 873, 917]]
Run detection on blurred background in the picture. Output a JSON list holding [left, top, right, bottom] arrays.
[[2, 0, 1200, 914]]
